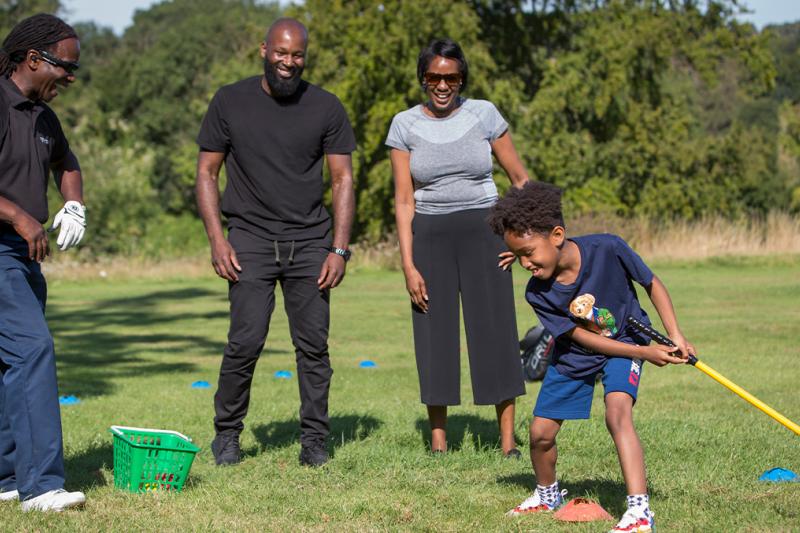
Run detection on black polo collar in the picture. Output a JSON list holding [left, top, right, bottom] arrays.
[[0, 76, 36, 109]]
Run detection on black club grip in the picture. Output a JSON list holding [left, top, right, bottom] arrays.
[[627, 316, 698, 365], [626, 317, 676, 347]]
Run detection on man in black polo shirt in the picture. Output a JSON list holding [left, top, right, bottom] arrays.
[[196, 17, 356, 467], [0, 14, 87, 512]]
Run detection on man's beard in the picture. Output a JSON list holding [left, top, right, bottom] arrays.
[[264, 59, 303, 98]]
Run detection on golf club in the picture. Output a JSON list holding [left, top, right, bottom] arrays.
[[627, 317, 800, 436]]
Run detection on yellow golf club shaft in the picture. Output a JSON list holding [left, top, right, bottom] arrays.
[[692, 360, 800, 436], [627, 317, 800, 436]]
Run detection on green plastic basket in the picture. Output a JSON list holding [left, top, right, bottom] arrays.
[[109, 426, 200, 493]]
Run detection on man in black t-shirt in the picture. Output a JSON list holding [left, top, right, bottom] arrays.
[[196, 18, 356, 467], [0, 14, 87, 512]]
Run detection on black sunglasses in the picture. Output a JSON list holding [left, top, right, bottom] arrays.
[[35, 49, 79, 75]]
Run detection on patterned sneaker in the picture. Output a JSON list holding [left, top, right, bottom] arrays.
[[0, 489, 19, 502], [506, 488, 567, 516], [20, 489, 85, 512], [609, 509, 655, 533]]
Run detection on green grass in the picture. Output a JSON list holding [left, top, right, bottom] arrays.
[[5, 257, 800, 531]]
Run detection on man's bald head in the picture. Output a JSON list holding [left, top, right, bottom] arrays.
[[260, 17, 308, 98], [265, 18, 308, 49]]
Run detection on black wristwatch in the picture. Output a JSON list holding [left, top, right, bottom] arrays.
[[330, 247, 351, 262]]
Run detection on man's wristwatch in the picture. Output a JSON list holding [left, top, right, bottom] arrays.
[[330, 247, 351, 262]]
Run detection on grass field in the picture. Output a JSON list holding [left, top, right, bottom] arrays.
[[5, 256, 800, 531]]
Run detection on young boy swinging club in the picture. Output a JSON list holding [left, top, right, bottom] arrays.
[[488, 182, 694, 533]]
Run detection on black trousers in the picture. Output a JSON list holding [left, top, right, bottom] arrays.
[[214, 228, 333, 446], [412, 208, 525, 406]]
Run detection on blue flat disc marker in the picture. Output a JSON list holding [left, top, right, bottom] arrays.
[[274, 370, 293, 379], [759, 468, 798, 482], [359, 360, 377, 368], [59, 395, 81, 405], [191, 381, 211, 389]]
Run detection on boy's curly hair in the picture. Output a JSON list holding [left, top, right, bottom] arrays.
[[488, 181, 564, 236]]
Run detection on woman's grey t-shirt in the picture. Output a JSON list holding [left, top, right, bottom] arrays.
[[385, 99, 508, 215]]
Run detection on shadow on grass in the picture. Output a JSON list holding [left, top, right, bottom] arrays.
[[247, 414, 382, 457], [47, 287, 285, 398], [64, 442, 114, 492], [414, 414, 520, 451], [497, 474, 660, 516]]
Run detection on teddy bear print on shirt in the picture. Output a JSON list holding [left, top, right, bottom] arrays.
[[569, 293, 618, 337]]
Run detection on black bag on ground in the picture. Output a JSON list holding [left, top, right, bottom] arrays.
[[519, 324, 554, 382]]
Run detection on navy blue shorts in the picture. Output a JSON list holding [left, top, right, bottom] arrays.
[[533, 357, 643, 420]]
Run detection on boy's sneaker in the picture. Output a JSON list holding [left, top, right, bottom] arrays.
[[20, 489, 85, 512], [211, 432, 241, 466], [0, 489, 19, 502], [609, 509, 655, 533], [506, 489, 567, 516], [299, 440, 329, 467]]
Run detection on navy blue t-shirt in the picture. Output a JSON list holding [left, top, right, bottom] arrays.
[[525, 234, 654, 378]]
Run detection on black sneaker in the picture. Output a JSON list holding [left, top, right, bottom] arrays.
[[299, 441, 329, 467], [211, 432, 241, 466]]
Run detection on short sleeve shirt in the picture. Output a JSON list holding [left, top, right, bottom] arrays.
[[0, 77, 70, 227], [385, 99, 508, 214], [197, 77, 356, 240], [525, 234, 655, 378]]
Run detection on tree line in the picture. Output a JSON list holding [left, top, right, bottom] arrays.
[[1, 0, 798, 256]]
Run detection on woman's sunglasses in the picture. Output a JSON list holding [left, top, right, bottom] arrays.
[[423, 72, 462, 89]]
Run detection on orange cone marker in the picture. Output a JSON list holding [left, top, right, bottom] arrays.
[[554, 498, 614, 522]]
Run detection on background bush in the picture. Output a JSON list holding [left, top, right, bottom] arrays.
[[3, 0, 799, 256]]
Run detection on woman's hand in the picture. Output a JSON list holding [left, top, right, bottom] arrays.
[[404, 266, 429, 312], [637, 344, 687, 367], [497, 250, 515, 271]]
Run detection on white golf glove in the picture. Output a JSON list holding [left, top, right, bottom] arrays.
[[49, 201, 86, 251]]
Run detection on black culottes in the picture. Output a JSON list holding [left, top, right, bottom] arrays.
[[411, 208, 525, 406]]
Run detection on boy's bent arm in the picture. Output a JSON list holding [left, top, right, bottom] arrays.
[[645, 275, 696, 359], [568, 327, 686, 367]]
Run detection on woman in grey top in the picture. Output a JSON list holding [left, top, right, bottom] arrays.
[[386, 39, 529, 455]]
